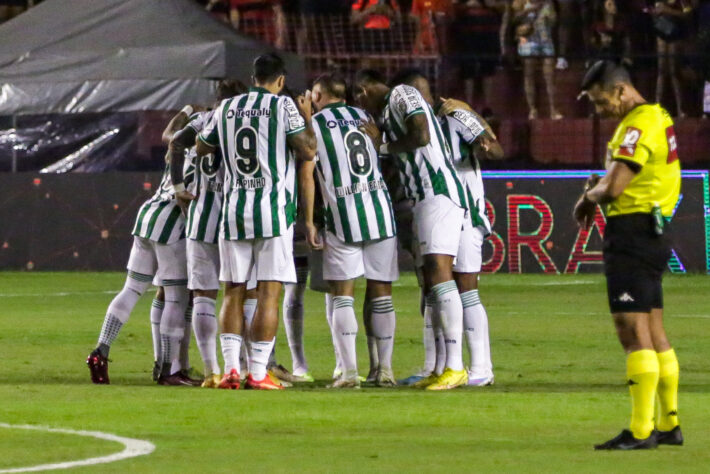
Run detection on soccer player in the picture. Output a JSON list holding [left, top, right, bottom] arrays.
[[196, 53, 317, 390], [354, 69, 469, 390], [300, 72, 399, 388], [575, 60, 682, 450], [86, 108, 196, 386], [395, 70, 502, 387], [168, 81, 242, 388]]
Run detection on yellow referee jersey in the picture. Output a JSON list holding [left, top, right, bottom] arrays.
[[605, 104, 681, 217]]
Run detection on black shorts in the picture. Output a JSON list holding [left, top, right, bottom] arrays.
[[603, 214, 671, 313]]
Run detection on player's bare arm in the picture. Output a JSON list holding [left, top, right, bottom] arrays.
[[385, 113, 430, 155], [288, 91, 317, 161], [358, 119, 382, 150], [298, 160, 322, 250], [195, 135, 215, 158], [161, 105, 203, 144], [168, 126, 198, 212], [574, 162, 636, 229]]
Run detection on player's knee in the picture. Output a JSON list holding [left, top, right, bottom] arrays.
[[125, 275, 151, 297], [163, 285, 189, 306]]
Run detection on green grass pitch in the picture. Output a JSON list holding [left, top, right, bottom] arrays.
[[1, 272, 709, 473]]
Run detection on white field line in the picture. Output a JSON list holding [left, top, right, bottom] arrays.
[[0, 290, 117, 298], [0, 423, 155, 473]]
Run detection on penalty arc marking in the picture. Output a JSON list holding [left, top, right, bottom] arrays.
[[0, 423, 155, 473]]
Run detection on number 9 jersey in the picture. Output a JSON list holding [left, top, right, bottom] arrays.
[[606, 103, 681, 218], [184, 110, 224, 244], [312, 103, 397, 244], [198, 87, 305, 240]]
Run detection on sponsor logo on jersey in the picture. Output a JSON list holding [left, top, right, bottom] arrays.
[[326, 118, 363, 129]]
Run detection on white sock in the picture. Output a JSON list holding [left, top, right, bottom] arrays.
[[192, 296, 220, 375], [461, 289, 492, 375], [325, 293, 342, 373], [370, 296, 395, 371], [179, 300, 193, 371], [432, 281, 464, 371], [363, 299, 379, 373], [97, 274, 150, 355], [332, 296, 358, 373], [149, 298, 164, 362], [159, 285, 189, 376], [250, 338, 275, 380], [220, 333, 242, 374], [422, 294, 436, 374], [242, 298, 257, 370], [283, 283, 308, 375]]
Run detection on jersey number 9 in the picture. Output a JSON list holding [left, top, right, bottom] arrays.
[[344, 130, 372, 177], [235, 126, 260, 175]]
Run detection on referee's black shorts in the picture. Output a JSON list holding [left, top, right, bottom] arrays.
[[603, 213, 672, 313]]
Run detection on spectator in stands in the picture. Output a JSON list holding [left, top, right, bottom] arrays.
[[297, 1, 353, 54], [0, 0, 34, 23], [204, 0, 231, 23], [230, 0, 286, 48], [512, 0, 563, 119], [589, 0, 631, 65], [410, 0, 453, 54], [555, 0, 592, 70], [646, 0, 694, 118], [351, 0, 401, 52], [450, 1, 503, 105], [699, 0, 710, 117]]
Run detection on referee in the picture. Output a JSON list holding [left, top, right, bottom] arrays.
[[574, 61, 682, 450]]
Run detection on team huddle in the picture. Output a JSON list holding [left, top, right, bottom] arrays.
[[87, 53, 503, 391]]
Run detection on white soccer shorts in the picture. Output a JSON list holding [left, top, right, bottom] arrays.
[[186, 239, 220, 291], [126, 236, 187, 285], [453, 219, 485, 273], [218, 226, 296, 284], [412, 194, 465, 266], [323, 232, 399, 282]]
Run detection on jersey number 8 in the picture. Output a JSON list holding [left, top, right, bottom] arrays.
[[344, 130, 372, 177], [234, 126, 260, 175]]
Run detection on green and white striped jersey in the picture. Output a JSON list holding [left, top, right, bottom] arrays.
[[132, 162, 195, 244], [199, 87, 305, 240], [184, 110, 224, 244], [381, 85, 466, 209], [312, 103, 396, 243], [439, 109, 492, 235]]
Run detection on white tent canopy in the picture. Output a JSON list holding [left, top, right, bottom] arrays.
[[0, 0, 306, 114]]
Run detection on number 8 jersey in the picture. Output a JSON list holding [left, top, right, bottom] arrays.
[[199, 87, 305, 240], [312, 103, 396, 244]]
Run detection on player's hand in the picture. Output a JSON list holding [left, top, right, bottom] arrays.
[[438, 98, 473, 116], [305, 222, 323, 250], [296, 90, 313, 122], [359, 119, 382, 149], [176, 190, 197, 215], [573, 195, 596, 230]]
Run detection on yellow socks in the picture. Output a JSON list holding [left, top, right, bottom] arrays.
[[656, 349, 680, 431], [626, 350, 659, 439]]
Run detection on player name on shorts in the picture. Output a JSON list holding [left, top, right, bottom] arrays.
[[335, 179, 387, 198], [232, 177, 266, 190]]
